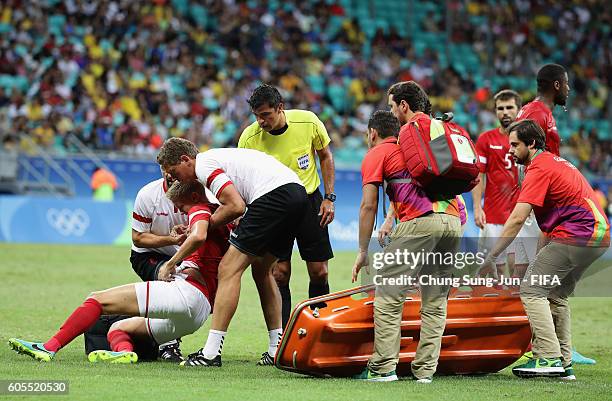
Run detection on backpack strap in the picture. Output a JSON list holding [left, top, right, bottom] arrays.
[[387, 178, 412, 184], [429, 118, 446, 139], [373, 181, 384, 231]]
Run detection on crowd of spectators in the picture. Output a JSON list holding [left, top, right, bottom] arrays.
[[0, 0, 609, 175], [564, 126, 611, 177]]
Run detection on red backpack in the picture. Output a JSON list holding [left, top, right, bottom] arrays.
[[398, 113, 480, 196]]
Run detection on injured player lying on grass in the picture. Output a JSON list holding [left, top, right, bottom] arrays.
[[8, 180, 230, 364]]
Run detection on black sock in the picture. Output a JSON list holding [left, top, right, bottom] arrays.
[[308, 281, 330, 298], [309, 281, 329, 310], [278, 284, 291, 329]]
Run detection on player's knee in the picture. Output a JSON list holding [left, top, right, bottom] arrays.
[[87, 290, 114, 313], [273, 268, 290, 286], [109, 320, 128, 333], [88, 291, 104, 304], [217, 263, 244, 282], [307, 262, 328, 283], [251, 265, 272, 282]]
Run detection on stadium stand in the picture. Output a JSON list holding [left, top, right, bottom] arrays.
[[0, 0, 609, 176]]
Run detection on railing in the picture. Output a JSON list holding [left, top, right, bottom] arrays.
[[16, 135, 75, 197], [65, 134, 126, 198], [17, 156, 71, 197]]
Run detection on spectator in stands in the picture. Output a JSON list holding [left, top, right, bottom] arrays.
[[2, 134, 18, 151], [0, 0, 608, 168]]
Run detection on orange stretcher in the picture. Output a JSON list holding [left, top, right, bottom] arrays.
[[275, 285, 531, 377]]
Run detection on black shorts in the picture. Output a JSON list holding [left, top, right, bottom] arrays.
[[230, 183, 310, 259], [276, 189, 334, 262], [85, 315, 159, 361], [130, 250, 171, 281]]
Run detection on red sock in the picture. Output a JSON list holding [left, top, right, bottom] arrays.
[[526, 342, 532, 352], [108, 329, 134, 352], [43, 298, 103, 353]]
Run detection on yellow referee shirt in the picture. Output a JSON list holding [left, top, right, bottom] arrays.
[[238, 109, 331, 195]]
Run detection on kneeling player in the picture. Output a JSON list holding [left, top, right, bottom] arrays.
[[8, 181, 230, 363]]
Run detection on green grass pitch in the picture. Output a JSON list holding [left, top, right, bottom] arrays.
[[0, 243, 611, 401]]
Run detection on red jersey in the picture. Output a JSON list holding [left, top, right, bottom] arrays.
[[518, 151, 609, 246], [183, 204, 231, 306], [475, 127, 520, 224], [516, 99, 560, 156], [361, 137, 460, 222]]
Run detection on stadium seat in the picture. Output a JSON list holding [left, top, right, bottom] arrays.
[[190, 4, 208, 28], [327, 84, 347, 112], [305, 75, 325, 95]]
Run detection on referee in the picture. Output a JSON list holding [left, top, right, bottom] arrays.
[[238, 84, 335, 328]]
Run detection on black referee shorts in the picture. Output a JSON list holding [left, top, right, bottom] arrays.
[[229, 183, 311, 259], [276, 189, 334, 262], [129, 250, 171, 281]]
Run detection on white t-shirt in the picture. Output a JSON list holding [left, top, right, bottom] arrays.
[[131, 178, 188, 256], [195, 148, 303, 204]]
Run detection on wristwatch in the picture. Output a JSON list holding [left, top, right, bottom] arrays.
[[324, 193, 336, 202]]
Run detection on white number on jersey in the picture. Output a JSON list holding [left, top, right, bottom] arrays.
[[504, 153, 516, 170]]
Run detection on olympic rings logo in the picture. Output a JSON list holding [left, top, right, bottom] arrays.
[[46, 208, 90, 237]]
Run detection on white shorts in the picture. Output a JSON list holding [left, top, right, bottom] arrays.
[[514, 213, 540, 265], [479, 224, 513, 264], [479, 217, 541, 265], [134, 279, 211, 345]]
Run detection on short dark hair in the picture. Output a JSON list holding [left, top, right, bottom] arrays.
[[368, 110, 400, 139], [536, 64, 567, 93], [493, 89, 522, 109], [387, 81, 432, 115], [507, 119, 546, 150], [247, 84, 283, 110], [156, 137, 198, 166]]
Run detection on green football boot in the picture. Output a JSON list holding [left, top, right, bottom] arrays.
[[88, 350, 138, 364], [512, 357, 564, 377], [8, 338, 55, 362], [353, 367, 398, 382]]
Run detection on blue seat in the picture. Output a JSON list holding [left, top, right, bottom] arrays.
[[327, 84, 347, 112], [324, 15, 345, 39], [171, 0, 189, 15], [305, 75, 325, 95], [48, 14, 66, 35], [597, 121, 610, 140], [190, 3, 208, 28]]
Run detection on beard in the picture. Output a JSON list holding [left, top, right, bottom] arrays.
[[512, 153, 527, 165], [500, 118, 512, 129], [554, 92, 568, 106]]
